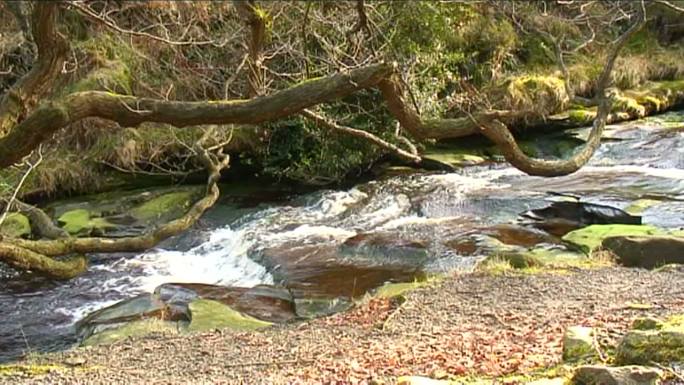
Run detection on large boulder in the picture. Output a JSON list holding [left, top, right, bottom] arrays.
[[570, 365, 661, 385], [562, 225, 666, 253], [157, 283, 297, 323], [563, 326, 598, 362], [77, 282, 297, 346], [602, 235, 684, 268]]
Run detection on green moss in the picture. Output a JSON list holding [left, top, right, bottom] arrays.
[[82, 319, 179, 346], [58, 209, 114, 235], [0, 364, 65, 377], [501, 75, 569, 115], [612, 94, 646, 117], [422, 148, 488, 167], [0, 213, 30, 238], [562, 225, 666, 253], [57, 209, 116, 235], [187, 299, 272, 332], [567, 109, 596, 125], [373, 281, 430, 299], [625, 199, 661, 215], [130, 190, 196, 222]]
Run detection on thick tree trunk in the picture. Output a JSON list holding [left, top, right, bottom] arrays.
[[0, 3, 68, 136]]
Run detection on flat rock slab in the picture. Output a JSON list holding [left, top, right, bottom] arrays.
[[571, 365, 661, 385], [602, 235, 684, 268]]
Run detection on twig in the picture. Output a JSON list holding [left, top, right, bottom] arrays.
[[0, 146, 43, 228], [301, 109, 421, 163], [223, 358, 314, 369], [382, 298, 410, 331], [651, 362, 684, 382]]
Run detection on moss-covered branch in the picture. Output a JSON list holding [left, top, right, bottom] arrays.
[[0, 63, 394, 168]]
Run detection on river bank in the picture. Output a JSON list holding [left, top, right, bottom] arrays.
[[3, 265, 684, 384]]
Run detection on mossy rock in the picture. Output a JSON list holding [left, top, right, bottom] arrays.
[[187, 299, 272, 332], [563, 326, 598, 363], [57, 209, 116, 235], [0, 213, 30, 238], [616, 315, 684, 365], [567, 109, 596, 125], [82, 318, 179, 346], [130, 190, 197, 223], [422, 147, 488, 167], [571, 365, 661, 385], [632, 317, 664, 331], [294, 297, 353, 319], [373, 281, 430, 299], [562, 225, 666, 253]]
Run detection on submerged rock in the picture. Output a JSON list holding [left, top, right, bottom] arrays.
[[563, 326, 598, 362], [75, 293, 174, 342], [571, 365, 661, 385], [602, 235, 684, 269]]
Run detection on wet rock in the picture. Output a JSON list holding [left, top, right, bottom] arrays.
[[258, 243, 423, 298], [130, 190, 197, 224], [57, 209, 117, 236], [341, 232, 429, 260], [562, 225, 666, 253], [522, 201, 641, 236], [47, 186, 203, 238], [563, 326, 598, 362], [294, 297, 353, 319], [82, 319, 179, 346], [156, 283, 297, 323], [480, 224, 558, 247], [75, 293, 173, 342], [602, 236, 684, 269], [570, 365, 661, 385], [187, 299, 272, 332]]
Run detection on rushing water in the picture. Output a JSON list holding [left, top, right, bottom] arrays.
[[1, 111, 683, 362]]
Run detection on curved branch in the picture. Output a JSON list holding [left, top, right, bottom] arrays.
[[14, 200, 69, 240], [0, 133, 230, 279], [0, 243, 87, 279], [477, 97, 610, 177], [0, 63, 394, 168], [0, 2, 69, 135], [476, 2, 646, 177]]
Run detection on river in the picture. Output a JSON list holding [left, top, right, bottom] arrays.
[[1, 111, 683, 363]]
